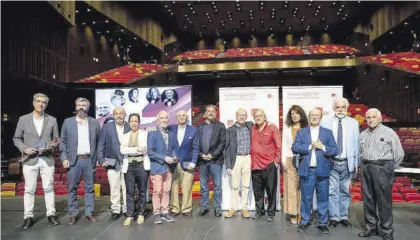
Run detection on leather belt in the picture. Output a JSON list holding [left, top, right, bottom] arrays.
[[237, 153, 250, 156], [334, 158, 348, 162], [77, 154, 90, 159], [310, 166, 317, 169]]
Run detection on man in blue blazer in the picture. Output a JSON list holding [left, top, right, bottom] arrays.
[[97, 106, 130, 222], [292, 108, 338, 234], [60, 98, 100, 225], [321, 98, 359, 228], [168, 110, 199, 216], [147, 111, 176, 224]]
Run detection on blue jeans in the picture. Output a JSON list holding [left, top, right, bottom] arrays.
[[199, 161, 222, 211], [329, 161, 351, 221], [300, 168, 329, 226], [67, 158, 95, 217]]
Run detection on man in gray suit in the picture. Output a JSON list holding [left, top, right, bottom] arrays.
[[60, 97, 100, 225], [97, 106, 130, 222], [13, 93, 61, 230]]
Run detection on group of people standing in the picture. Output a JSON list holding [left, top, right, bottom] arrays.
[[14, 93, 404, 240]]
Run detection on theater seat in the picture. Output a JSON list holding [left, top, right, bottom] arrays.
[[400, 187, 418, 195], [395, 177, 411, 187], [392, 193, 404, 202], [405, 194, 420, 203]]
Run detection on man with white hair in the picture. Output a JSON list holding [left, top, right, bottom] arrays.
[[147, 111, 176, 224], [358, 108, 404, 240], [321, 98, 359, 228], [168, 110, 199, 217], [97, 107, 130, 222], [60, 97, 101, 225], [13, 93, 60, 230]]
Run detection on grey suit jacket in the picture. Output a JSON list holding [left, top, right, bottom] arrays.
[[59, 116, 100, 167], [13, 113, 59, 166]]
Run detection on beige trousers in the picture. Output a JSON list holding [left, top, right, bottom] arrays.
[[169, 163, 194, 214], [231, 155, 251, 210]]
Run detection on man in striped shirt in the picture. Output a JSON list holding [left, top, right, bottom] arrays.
[[358, 108, 404, 240]]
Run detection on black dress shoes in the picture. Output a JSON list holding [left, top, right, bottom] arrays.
[[252, 212, 264, 220], [297, 224, 309, 233], [109, 213, 120, 222], [340, 219, 352, 228], [318, 226, 330, 234], [329, 220, 339, 227], [214, 209, 222, 217], [198, 209, 209, 216], [47, 216, 60, 226], [358, 228, 379, 238], [21, 217, 34, 230]]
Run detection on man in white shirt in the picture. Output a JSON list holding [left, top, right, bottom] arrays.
[[60, 98, 100, 225], [97, 107, 131, 222], [321, 98, 360, 228], [13, 93, 60, 230], [168, 110, 199, 216], [292, 108, 338, 234]]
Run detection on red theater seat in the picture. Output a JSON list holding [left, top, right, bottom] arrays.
[[392, 193, 404, 202], [393, 183, 404, 189], [405, 194, 420, 203], [352, 193, 362, 202], [392, 187, 399, 193], [395, 177, 411, 187], [400, 187, 418, 195]]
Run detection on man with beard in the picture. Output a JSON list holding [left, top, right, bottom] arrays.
[[13, 93, 60, 230], [97, 107, 130, 222], [60, 98, 100, 224], [321, 98, 360, 228]]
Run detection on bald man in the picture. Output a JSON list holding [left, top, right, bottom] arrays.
[[168, 111, 199, 216], [97, 107, 131, 222], [147, 111, 176, 224], [292, 108, 338, 234], [358, 108, 404, 240]]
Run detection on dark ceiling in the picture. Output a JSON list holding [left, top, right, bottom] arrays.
[[160, 1, 383, 38]]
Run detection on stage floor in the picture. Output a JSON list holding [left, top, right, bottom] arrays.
[[2, 196, 420, 240]]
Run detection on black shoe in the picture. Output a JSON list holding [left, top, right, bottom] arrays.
[[358, 229, 379, 238], [198, 209, 209, 216], [21, 218, 34, 230], [297, 224, 309, 233], [340, 219, 352, 228], [69, 217, 77, 225], [252, 212, 264, 220], [182, 212, 192, 217], [153, 214, 163, 224], [47, 216, 60, 226], [318, 226, 330, 234], [329, 220, 339, 227], [161, 213, 175, 222], [267, 216, 275, 222], [214, 209, 222, 217], [170, 211, 179, 216], [109, 213, 120, 222]]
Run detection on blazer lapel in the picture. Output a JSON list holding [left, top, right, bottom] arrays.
[[180, 125, 190, 149], [40, 115, 49, 139], [72, 117, 78, 146], [88, 118, 94, 150], [174, 125, 180, 147]]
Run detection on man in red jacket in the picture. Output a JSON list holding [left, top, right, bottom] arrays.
[[251, 109, 282, 222]]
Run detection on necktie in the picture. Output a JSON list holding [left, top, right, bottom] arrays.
[[337, 119, 343, 155]]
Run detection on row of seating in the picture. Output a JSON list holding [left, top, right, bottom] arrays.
[[172, 44, 360, 60], [360, 52, 420, 74]]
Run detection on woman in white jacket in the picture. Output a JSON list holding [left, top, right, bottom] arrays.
[[281, 105, 308, 224], [120, 113, 150, 226]]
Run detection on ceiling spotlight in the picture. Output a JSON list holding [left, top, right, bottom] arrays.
[[389, 31, 393, 35], [279, 18, 285, 24], [283, 2, 289, 8], [82, 22, 86, 25], [405, 22, 408, 25], [92, 21, 96, 24], [184, 25, 187, 29], [105, 20, 109, 23], [212, 1, 215, 5], [106, 30, 109, 33], [260, 19, 265, 24], [87, 8, 91, 12], [76, 10, 79, 13]]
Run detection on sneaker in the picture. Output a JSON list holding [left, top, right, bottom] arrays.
[[241, 210, 251, 219], [137, 215, 144, 225], [224, 210, 237, 218], [153, 214, 163, 224], [252, 212, 264, 220], [161, 213, 175, 222], [267, 216, 275, 222]]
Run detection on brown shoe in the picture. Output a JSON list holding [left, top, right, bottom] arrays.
[[241, 210, 251, 219], [224, 210, 237, 218], [69, 217, 77, 225], [86, 216, 98, 223]]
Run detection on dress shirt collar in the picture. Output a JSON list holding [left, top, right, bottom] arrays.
[[178, 124, 187, 129], [310, 125, 320, 130]]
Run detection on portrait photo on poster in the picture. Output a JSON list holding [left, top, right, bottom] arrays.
[[146, 87, 160, 104], [161, 89, 178, 107], [128, 88, 139, 103], [110, 89, 126, 107]]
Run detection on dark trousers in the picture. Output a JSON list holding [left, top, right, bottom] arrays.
[[124, 162, 149, 217], [251, 162, 278, 217], [67, 157, 95, 217], [361, 160, 394, 236], [199, 161, 222, 211], [300, 168, 329, 226]]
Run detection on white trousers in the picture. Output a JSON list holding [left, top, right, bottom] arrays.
[[22, 158, 56, 219], [231, 155, 252, 210], [107, 168, 127, 214]]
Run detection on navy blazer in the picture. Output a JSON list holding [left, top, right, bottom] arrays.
[[97, 122, 130, 171], [147, 128, 171, 175], [60, 116, 100, 167], [168, 124, 199, 170], [292, 126, 338, 177]]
